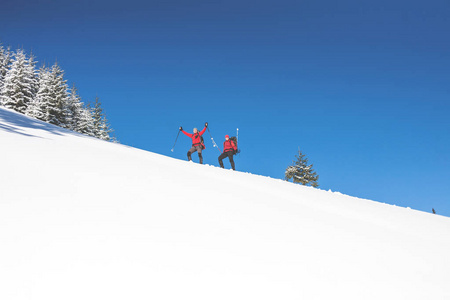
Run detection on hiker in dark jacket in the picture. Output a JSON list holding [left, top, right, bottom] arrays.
[[218, 135, 237, 170], [180, 122, 207, 164]]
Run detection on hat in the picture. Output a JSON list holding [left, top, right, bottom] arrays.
[[225, 135, 229, 139]]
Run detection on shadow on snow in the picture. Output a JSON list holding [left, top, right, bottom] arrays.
[[0, 108, 69, 138]]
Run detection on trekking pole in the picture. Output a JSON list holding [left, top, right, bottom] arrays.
[[236, 128, 240, 156], [171, 129, 181, 152], [207, 127, 222, 153]]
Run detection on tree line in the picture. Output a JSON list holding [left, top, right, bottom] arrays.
[[0, 43, 114, 141]]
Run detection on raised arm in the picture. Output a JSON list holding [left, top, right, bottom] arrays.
[[180, 128, 192, 138], [199, 122, 208, 136]]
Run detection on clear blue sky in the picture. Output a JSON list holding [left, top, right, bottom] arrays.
[[1, 0, 449, 216]]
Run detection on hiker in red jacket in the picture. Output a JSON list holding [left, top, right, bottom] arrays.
[[180, 122, 208, 164], [218, 135, 237, 170]]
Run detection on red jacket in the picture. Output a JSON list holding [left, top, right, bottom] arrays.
[[223, 139, 237, 153], [182, 127, 206, 146]]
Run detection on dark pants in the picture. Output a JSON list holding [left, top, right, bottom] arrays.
[[218, 151, 235, 170], [187, 145, 203, 164]]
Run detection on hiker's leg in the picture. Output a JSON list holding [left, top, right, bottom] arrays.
[[197, 146, 203, 164], [187, 146, 196, 161], [218, 152, 227, 168], [228, 152, 235, 170]]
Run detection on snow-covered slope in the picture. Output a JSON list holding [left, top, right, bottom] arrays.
[[1, 107, 449, 300]]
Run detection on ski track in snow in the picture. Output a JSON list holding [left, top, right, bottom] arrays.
[[1, 107, 449, 300]]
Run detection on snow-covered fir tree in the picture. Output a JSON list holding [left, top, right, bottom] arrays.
[[26, 65, 51, 120], [92, 96, 103, 137], [77, 103, 95, 136], [63, 84, 84, 131], [24, 53, 38, 108], [0, 49, 37, 113], [25, 96, 41, 119], [91, 96, 112, 140], [44, 62, 68, 126], [285, 149, 319, 187], [0, 44, 12, 91], [99, 115, 112, 141]]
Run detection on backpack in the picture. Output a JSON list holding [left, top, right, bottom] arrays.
[[229, 136, 239, 155], [200, 135, 205, 149], [194, 133, 206, 149]]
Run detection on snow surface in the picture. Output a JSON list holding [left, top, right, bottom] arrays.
[[1, 107, 449, 299]]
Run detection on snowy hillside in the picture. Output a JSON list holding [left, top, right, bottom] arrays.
[[1, 107, 449, 300]]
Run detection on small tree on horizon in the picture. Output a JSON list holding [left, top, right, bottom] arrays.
[[285, 148, 319, 188]]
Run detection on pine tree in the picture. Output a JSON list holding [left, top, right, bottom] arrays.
[[0, 49, 37, 113], [91, 96, 113, 140], [25, 96, 41, 119], [64, 84, 84, 131], [45, 62, 68, 126], [27, 65, 51, 121], [77, 103, 95, 136], [0, 44, 12, 92], [285, 149, 319, 187], [99, 116, 113, 141], [24, 53, 38, 108], [91, 96, 103, 137]]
